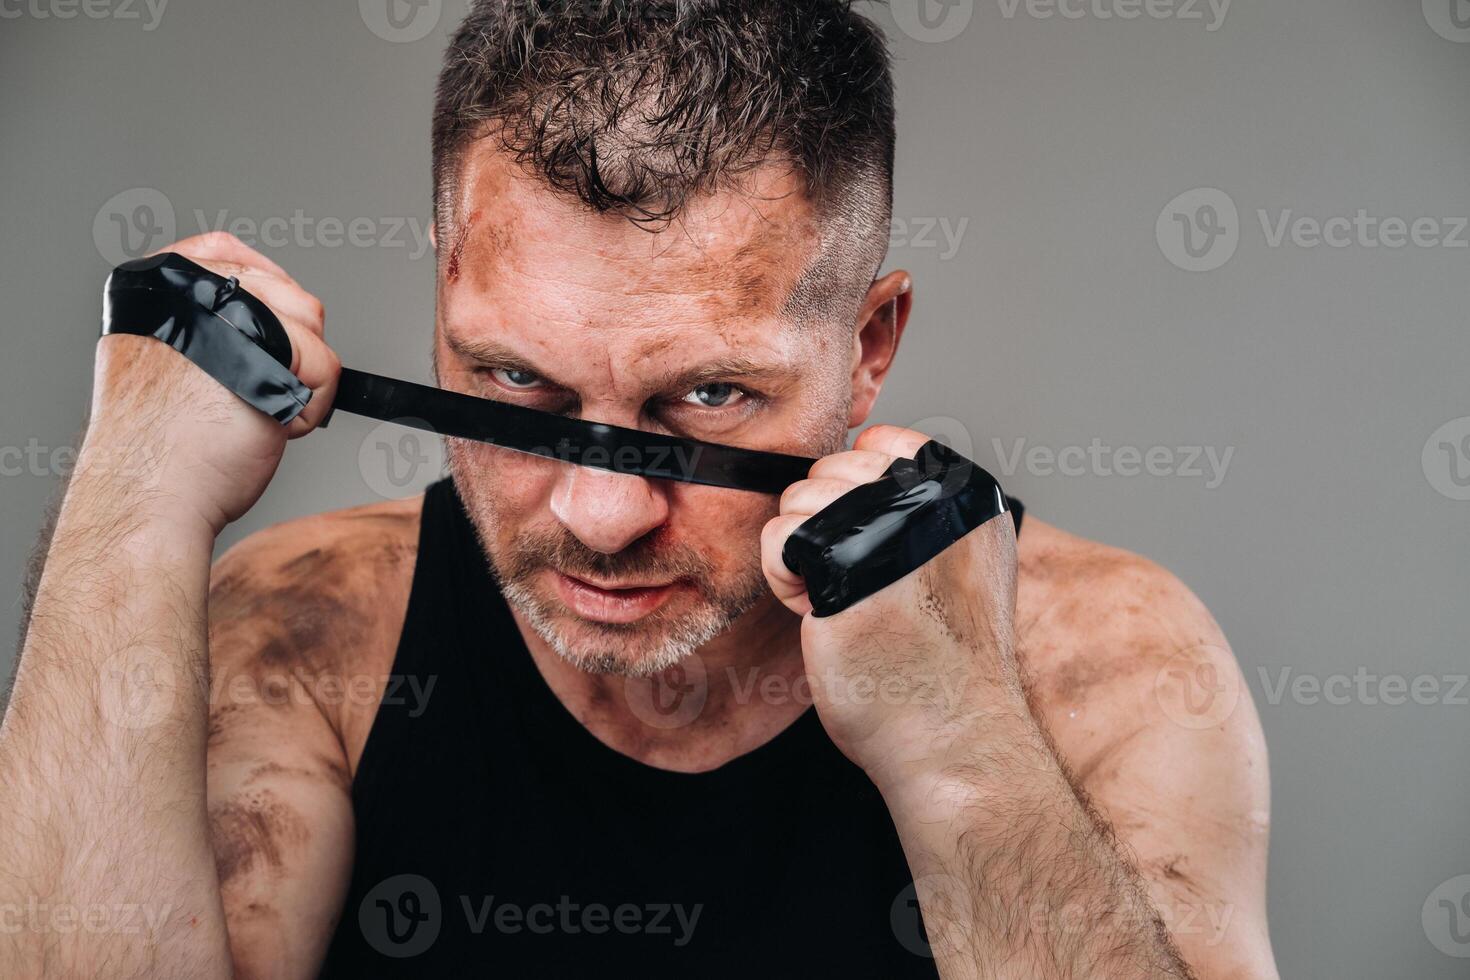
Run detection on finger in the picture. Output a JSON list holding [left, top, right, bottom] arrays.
[[761, 514, 813, 616], [166, 231, 294, 282], [156, 246, 326, 339], [853, 424, 933, 460], [233, 271, 326, 337], [284, 329, 341, 436], [780, 477, 858, 519], [807, 449, 895, 487]]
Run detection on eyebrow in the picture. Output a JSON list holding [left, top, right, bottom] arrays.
[[442, 332, 800, 394]]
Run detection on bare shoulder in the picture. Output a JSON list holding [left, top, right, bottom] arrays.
[[1011, 514, 1275, 852], [1014, 515, 1246, 744], [207, 495, 423, 766]]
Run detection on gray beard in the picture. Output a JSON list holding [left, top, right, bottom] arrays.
[[497, 572, 765, 678]]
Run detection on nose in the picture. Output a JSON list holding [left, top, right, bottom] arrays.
[[549, 463, 670, 554]]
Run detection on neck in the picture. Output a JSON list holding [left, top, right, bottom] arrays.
[[511, 593, 809, 773]]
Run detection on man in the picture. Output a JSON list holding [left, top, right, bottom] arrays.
[[0, 1, 1278, 977]]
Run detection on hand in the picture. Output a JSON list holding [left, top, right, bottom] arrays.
[[761, 425, 1023, 794], [84, 232, 340, 535]]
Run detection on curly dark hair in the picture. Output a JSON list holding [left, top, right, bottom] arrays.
[[432, 0, 897, 322]]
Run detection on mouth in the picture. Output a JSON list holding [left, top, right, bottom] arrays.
[[550, 570, 682, 624]]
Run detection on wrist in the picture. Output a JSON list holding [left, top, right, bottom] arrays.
[[57, 459, 220, 561], [873, 702, 1060, 825], [71, 420, 234, 538]]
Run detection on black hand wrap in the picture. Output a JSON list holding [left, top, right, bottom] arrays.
[[99, 254, 1008, 617], [781, 440, 1010, 617], [102, 253, 312, 423]]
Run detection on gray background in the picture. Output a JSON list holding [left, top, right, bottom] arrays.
[[2, 0, 1467, 975]]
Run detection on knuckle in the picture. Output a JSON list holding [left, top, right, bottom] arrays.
[[197, 230, 242, 251], [779, 481, 807, 510]]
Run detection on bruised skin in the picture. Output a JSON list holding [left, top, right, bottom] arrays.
[[204, 498, 418, 977]]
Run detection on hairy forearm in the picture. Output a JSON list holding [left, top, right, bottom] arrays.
[[0, 445, 232, 979], [881, 708, 1193, 980]]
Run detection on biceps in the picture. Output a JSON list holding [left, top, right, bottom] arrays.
[[208, 743, 355, 979], [1085, 711, 1277, 977]]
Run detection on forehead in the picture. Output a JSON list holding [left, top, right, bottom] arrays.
[[438, 143, 826, 371]]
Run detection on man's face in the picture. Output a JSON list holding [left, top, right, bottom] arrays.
[[435, 145, 856, 677]]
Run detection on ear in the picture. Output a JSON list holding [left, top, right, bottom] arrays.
[[847, 270, 913, 428]]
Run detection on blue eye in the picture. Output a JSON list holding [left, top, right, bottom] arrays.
[[493, 368, 544, 390], [683, 383, 744, 408]]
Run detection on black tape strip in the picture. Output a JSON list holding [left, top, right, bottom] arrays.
[[781, 440, 1010, 617], [332, 368, 816, 495], [102, 253, 312, 424]]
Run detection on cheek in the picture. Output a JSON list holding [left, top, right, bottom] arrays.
[[667, 485, 778, 569], [449, 441, 559, 521]]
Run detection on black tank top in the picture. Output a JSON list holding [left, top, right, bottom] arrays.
[[319, 478, 1024, 978]]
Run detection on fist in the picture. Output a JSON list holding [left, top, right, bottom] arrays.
[[86, 232, 340, 534], [761, 425, 1019, 789]]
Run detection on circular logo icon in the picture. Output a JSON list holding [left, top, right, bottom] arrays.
[[891, 874, 972, 958], [1156, 187, 1239, 273], [359, 0, 442, 42], [1424, 0, 1470, 42], [1422, 417, 1470, 501], [98, 647, 177, 731], [360, 874, 442, 958], [93, 187, 176, 267], [358, 419, 446, 499], [890, 0, 975, 43], [623, 654, 709, 730], [896, 414, 981, 499], [1424, 874, 1470, 957], [904, 416, 977, 463], [1154, 644, 1239, 730]]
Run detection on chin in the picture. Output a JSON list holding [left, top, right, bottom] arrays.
[[499, 577, 751, 678]]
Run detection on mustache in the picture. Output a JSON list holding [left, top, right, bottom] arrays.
[[498, 525, 715, 586]]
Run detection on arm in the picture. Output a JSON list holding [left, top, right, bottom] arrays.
[[0, 233, 339, 979], [205, 536, 358, 980], [1020, 548, 1276, 977], [763, 425, 1275, 979], [0, 430, 233, 978], [876, 658, 1200, 977], [881, 550, 1275, 979], [202, 504, 416, 978]]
